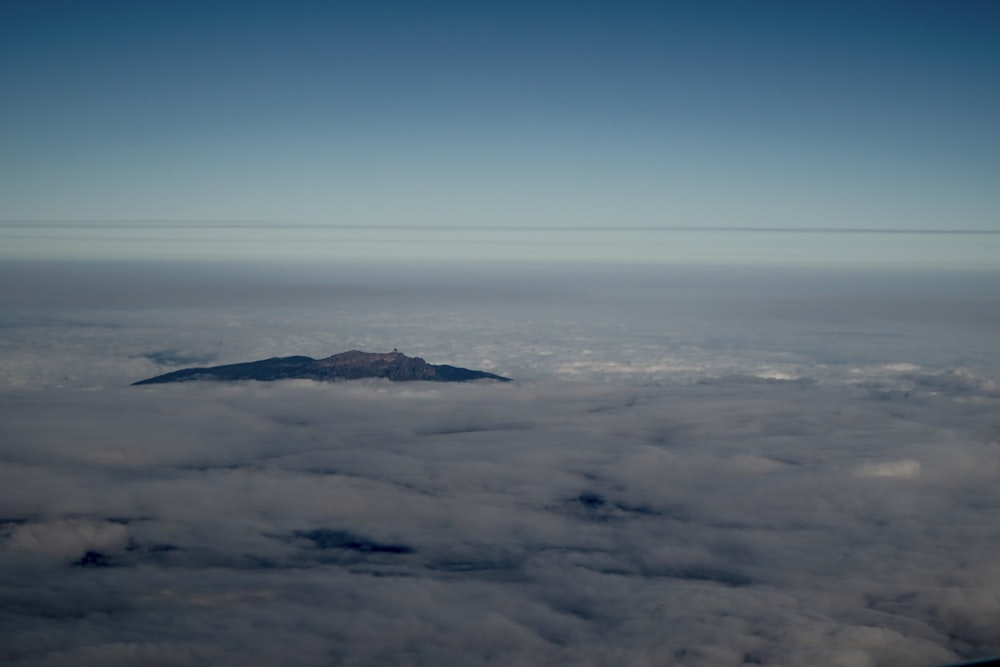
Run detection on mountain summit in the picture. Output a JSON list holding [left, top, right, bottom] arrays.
[[132, 350, 511, 385]]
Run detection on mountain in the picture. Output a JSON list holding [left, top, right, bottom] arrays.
[[132, 350, 511, 385]]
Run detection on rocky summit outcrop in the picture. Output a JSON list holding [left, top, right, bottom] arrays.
[[132, 350, 511, 385]]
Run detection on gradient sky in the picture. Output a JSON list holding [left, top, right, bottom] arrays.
[[4, 7, 1000, 663], [2, 0, 998, 229]]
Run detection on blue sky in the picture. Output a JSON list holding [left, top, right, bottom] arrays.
[[1, 0, 998, 229]]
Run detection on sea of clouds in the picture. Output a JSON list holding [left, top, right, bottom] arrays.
[[1, 259, 999, 666]]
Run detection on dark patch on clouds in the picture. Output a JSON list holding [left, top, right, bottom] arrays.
[[414, 421, 532, 436], [295, 529, 415, 555], [568, 491, 664, 523], [576, 491, 605, 510], [425, 551, 525, 577], [73, 551, 113, 568], [654, 564, 755, 587]]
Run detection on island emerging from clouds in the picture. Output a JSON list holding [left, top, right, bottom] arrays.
[[133, 350, 511, 385]]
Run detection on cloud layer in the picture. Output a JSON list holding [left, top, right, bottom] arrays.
[[2, 374, 998, 666], [1, 260, 999, 666]]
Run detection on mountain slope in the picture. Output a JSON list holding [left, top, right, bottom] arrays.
[[132, 350, 510, 385]]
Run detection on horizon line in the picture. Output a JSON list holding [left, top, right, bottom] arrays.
[[1, 220, 999, 235]]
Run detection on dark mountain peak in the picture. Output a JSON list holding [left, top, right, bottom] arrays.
[[132, 350, 510, 385], [319, 350, 412, 366]]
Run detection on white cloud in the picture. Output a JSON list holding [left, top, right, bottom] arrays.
[[854, 459, 921, 478]]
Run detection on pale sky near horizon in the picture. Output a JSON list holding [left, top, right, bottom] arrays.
[[2, 0, 999, 232]]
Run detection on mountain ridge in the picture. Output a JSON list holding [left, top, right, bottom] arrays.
[[132, 350, 511, 385]]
